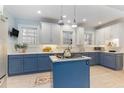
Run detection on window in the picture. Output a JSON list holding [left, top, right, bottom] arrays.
[[84, 32, 93, 45], [63, 31, 73, 45], [18, 25, 39, 45]]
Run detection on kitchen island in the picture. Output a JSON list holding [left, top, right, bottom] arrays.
[[50, 56, 91, 88]]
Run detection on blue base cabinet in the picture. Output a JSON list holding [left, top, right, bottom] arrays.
[[37, 54, 52, 71], [23, 55, 38, 73], [8, 55, 23, 75], [8, 54, 52, 76], [100, 53, 123, 70], [52, 60, 90, 88], [82, 52, 100, 66], [8, 52, 123, 76]]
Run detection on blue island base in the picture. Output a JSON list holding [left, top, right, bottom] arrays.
[[52, 60, 90, 88]]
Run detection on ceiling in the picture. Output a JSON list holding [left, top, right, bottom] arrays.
[[4, 5, 124, 27]]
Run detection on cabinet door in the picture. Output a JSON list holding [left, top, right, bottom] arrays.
[[8, 56, 23, 75], [104, 54, 116, 69], [76, 27, 84, 45], [100, 53, 105, 66], [51, 24, 61, 44], [41, 22, 52, 44], [96, 29, 105, 45], [82, 52, 89, 57], [37, 55, 52, 71], [88, 53, 97, 65], [23, 55, 38, 73], [104, 27, 111, 42]]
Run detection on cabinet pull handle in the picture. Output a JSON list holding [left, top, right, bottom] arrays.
[[86, 61, 89, 65]]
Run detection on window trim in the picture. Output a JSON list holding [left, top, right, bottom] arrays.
[[18, 24, 40, 46], [62, 30, 74, 45]]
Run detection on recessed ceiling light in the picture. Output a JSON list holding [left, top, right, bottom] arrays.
[[82, 18, 87, 22], [62, 15, 67, 18], [98, 21, 102, 25], [67, 20, 71, 23], [37, 10, 41, 14]]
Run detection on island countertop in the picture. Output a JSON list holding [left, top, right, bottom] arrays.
[[50, 56, 91, 63]]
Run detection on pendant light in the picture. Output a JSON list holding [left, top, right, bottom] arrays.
[[72, 5, 77, 28], [58, 5, 64, 25]]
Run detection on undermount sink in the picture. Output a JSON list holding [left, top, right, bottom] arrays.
[[56, 54, 85, 59]]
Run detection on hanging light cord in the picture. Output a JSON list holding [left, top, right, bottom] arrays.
[[61, 5, 63, 19], [74, 5, 76, 23]]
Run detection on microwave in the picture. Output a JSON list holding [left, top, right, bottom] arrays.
[[94, 47, 105, 51]]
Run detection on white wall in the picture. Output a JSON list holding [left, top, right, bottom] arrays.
[[15, 18, 41, 28], [3, 8, 17, 53], [118, 23, 124, 51]]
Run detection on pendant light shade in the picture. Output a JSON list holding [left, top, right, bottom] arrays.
[[72, 19, 77, 28], [58, 5, 64, 25], [72, 6, 77, 28]]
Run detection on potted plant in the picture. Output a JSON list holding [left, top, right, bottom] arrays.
[[14, 43, 28, 53], [21, 43, 28, 53]]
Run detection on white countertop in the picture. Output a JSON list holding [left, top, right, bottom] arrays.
[[7, 51, 124, 55], [50, 56, 91, 63], [7, 51, 63, 55]]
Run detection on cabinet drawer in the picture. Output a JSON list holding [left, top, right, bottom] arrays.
[[23, 54, 38, 58], [37, 54, 53, 57], [8, 55, 23, 59]]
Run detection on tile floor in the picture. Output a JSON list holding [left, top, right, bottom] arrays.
[[7, 65, 124, 88]]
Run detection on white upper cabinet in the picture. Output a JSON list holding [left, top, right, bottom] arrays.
[[0, 5, 3, 15], [40, 22, 51, 44], [110, 24, 120, 39], [103, 26, 111, 42], [51, 23, 61, 44], [96, 28, 105, 45], [96, 26, 111, 45], [95, 23, 120, 45], [76, 27, 84, 45], [40, 22, 61, 44], [40, 23, 89, 45]]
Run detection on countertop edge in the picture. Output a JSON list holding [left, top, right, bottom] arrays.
[[50, 56, 91, 63], [7, 51, 124, 55]]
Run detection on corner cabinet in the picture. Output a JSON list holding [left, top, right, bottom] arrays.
[[100, 53, 123, 70], [40, 22, 61, 44], [82, 52, 100, 66]]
